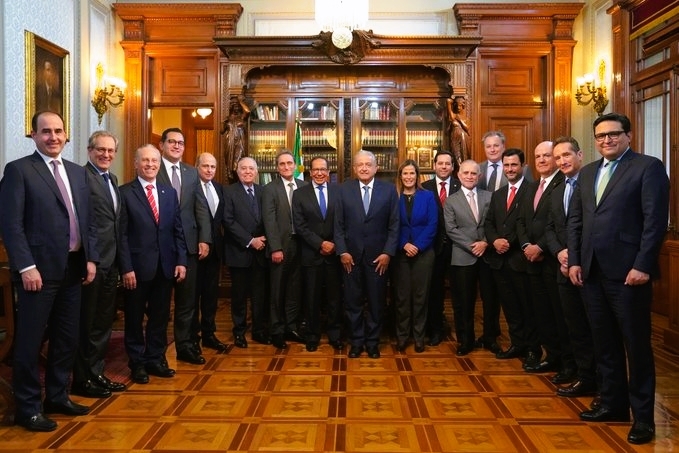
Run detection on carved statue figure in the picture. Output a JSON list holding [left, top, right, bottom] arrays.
[[221, 95, 250, 183], [447, 96, 471, 164]]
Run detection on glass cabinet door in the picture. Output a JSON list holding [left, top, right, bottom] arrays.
[[249, 100, 288, 184], [404, 100, 443, 178], [296, 99, 343, 183], [356, 99, 400, 176]]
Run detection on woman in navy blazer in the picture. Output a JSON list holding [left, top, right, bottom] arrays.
[[393, 160, 438, 352]]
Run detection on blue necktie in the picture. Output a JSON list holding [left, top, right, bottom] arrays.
[[318, 185, 327, 219], [362, 185, 370, 214], [564, 178, 575, 214]]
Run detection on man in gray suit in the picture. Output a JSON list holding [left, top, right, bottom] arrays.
[[262, 150, 308, 349], [157, 128, 212, 365], [444, 160, 496, 355], [478, 131, 533, 191], [72, 131, 126, 399]]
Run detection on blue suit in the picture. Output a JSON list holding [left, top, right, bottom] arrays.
[[118, 178, 187, 369], [568, 149, 669, 424], [0, 151, 98, 420], [334, 178, 399, 348]]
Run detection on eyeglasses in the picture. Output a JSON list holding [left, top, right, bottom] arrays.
[[310, 168, 328, 173], [93, 147, 116, 154], [594, 131, 626, 143], [165, 138, 185, 147]]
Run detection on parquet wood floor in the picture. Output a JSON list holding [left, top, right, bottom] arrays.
[[1, 298, 678, 452]]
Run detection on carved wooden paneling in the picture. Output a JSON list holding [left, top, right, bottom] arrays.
[[150, 57, 216, 104], [486, 65, 538, 97], [480, 109, 543, 170]]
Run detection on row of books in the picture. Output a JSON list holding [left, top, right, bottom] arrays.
[[254, 105, 281, 121]]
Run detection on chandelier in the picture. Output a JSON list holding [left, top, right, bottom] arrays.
[[315, 0, 369, 49]]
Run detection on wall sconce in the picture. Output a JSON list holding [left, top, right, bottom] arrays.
[[92, 63, 126, 125], [191, 108, 213, 119], [575, 60, 609, 116]]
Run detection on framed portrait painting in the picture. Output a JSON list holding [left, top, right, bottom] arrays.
[[24, 31, 70, 136]]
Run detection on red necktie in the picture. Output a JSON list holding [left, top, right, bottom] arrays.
[[506, 185, 517, 211], [146, 184, 159, 224], [439, 181, 447, 205], [533, 179, 546, 210]]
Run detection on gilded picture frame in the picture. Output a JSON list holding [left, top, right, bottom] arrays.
[[24, 31, 70, 136], [417, 147, 433, 170]]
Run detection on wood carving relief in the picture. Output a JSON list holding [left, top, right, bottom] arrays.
[[311, 30, 382, 65]]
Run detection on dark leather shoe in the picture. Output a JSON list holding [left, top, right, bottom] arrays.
[[496, 344, 524, 359], [366, 345, 380, 358], [131, 366, 149, 384], [556, 380, 598, 397], [252, 334, 272, 345], [456, 343, 474, 356], [203, 334, 227, 351], [414, 342, 425, 353], [590, 395, 602, 409], [348, 345, 363, 358], [428, 335, 442, 346], [524, 359, 559, 373], [396, 341, 408, 352], [177, 349, 206, 365], [522, 351, 542, 369], [306, 342, 318, 352], [146, 362, 176, 378], [285, 330, 305, 343], [272, 336, 288, 349], [330, 340, 344, 351], [628, 421, 655, 444], [43, 399, 90, 416], [551, 369, 577, 385], [476, 337, 502, 354], [579, 406, 630, 422], [71, 380, 112, 398], [234, 335, 248, 348], [93, 374, 126, 392], [16, 413, 57, 432]]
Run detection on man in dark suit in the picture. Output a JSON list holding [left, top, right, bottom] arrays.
[[421, 151, 460, 346], [568, 113, 669, 444], [477, 131, 533, 192], [119, 145, 187, 385], [0, 111, 97, 432], [484, 148, 540, 363], [193, 152, 227, 351], [157, 128, 212, 365], [72, 131, 126, 399], [444, 160, 494, 356], [222, 157, 269, 348], [517, 141, 571, 374], [262, 151, 308, 349], [334, 150, 399, 359], [544, 136, 597, 398], [292, 157, 343, 352]]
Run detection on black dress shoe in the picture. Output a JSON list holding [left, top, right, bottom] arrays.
[[628, 421, 655, 444], [203, 334, 228, 351], [234, 335, 248, 348], [71, 380, 112, 398], [285, 330, 305, 343], [496, 344, 524, 359], [396, 342, 407, 352], [366, 345, 380, 358], [329, 340, 344, 351], [93, 374, 126, 392], [524, 359, 559, 373], [177, 349, 206, 365], [590, 395, 602, 409], [306, 342, 319, 352], [131, 366, 149, 384], [428, 335, 442, 346], [456, 343, 474, 356], [556, 380, 598, 397], [551, 369, 577, 385], [271, 336, 288, 349], [146, 362, 176, 378], [16, 413, 57, 432], [43, 399, 90, 416], [252, 334, 272, 345], [522, 351, 542, 369], [579, 406, 630, 422], [414, 343, 425, 353], [348, 345, 363, 358], [476, 337, 503, 355]]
